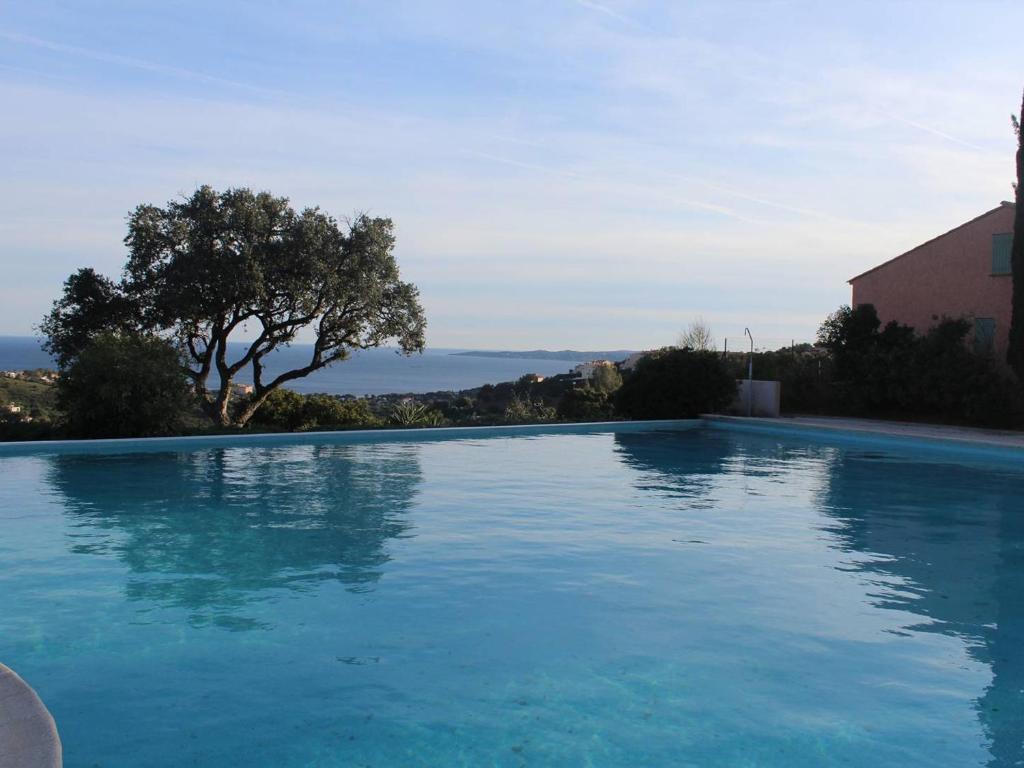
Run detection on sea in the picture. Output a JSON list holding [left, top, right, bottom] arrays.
[[0, 336, 595, 396]]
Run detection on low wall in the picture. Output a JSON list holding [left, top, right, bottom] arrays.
[[731, 380, 781, 418]]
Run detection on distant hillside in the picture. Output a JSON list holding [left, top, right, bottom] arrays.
[[451, 350, 638, 362]]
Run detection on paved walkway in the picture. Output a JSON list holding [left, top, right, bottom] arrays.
[[705, 414, 1024, 452], [0, 664, 61, 768]]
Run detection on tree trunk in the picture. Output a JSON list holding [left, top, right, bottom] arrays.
[[233, 389, 272, 427], [213, 378, 234, 427]]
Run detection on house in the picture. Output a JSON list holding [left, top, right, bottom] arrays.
[[571, 360, 615, 381], [848, 202, 1015, 359], [618, 352, 649, 372]]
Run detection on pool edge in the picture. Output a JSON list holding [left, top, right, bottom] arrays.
[[703, 415, 1024, 460], [0, 419, 702, 456]]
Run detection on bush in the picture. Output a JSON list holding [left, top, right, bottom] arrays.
[[302, 394, 377, 429], [437, 395, 477, 422], [557, 387, 614, 421], [389, 401, 447, 427], [57, 333, 194, 438], [250, 388, 306, 429], [251, 389, 378, 430], [615, 349, 736, 419], [503, 394, 556, 424], [590, 365, 623, 394], [805, 305, 1024, 427], [725, 344, 833, 414]]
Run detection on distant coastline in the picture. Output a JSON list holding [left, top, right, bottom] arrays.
[[0, 337, 600, 397], [451, 349, 637, 362]]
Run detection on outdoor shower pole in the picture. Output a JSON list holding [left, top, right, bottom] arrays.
[[744, 328, 753, 417]]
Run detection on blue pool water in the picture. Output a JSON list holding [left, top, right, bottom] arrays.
[[2, 423, 1023, 767]]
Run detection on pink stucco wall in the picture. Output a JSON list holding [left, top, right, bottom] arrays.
[[849, 204, 1015, 360]]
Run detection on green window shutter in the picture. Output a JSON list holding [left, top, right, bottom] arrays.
[[992, 233, 1013, 275], [974, 317, 996, 355]]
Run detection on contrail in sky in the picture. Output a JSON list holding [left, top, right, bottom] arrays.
[[0, 29, 277, 96]]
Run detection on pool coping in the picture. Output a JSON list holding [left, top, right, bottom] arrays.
[[0, 419, 701, 456], [3, 414, 1024, 459], [0, 663, 62, 768], [704, 414, 1024, 458]]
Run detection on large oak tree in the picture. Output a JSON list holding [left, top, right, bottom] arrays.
[[42, 186, 426, 427]]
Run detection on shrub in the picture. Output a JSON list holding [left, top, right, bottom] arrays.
[[301, 395, 377, 429], [615, 349, 736, 419], [724, 344, 833, 414], [251, 389, 378, 430], [250, 388, 306, 429], [57, 333, 194, 438], [590, 365, 623, 394], [503, 394, 556, 424], [557, 387, 614, 421], [806, 305, 1024, 427], [389, 401, 447, 427]]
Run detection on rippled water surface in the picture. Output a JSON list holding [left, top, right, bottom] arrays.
[[2, 426, 1023, 767]]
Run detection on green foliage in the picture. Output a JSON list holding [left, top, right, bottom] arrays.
[[57, 334, 194, 438], [0, 377, 59, 423], [725, 345, 832, 414], [303, 395, 377, 429], [474, 382, 516, 414], [817, 304, 887, 379], [557, 386, 614, 421], [249, 388, 306, 429], [42, 185, 426, 427], [437, 395, 478, 423], [811, 305, 1024, 427], [503, 394, 557, 424], [590, 364, 623, 394], [388, 401, 447, 427], [39, 268, 139, 369], [0, 419, 59, 442], [615, 349, 736, 419], [250, 389, 378, 430]]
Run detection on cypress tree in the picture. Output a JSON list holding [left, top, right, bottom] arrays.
[[1008, 90, 1024, 380]]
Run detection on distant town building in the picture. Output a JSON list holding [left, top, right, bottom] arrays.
[[571, 360, 615, 381], [519, 373, 545, 384], [849, 202, 1015, 360], [618, 352, 649, 372]]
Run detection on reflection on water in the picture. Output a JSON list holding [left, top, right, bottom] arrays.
[[817, 449, 1024, 768], [17, 428, 1024, 766], [617, 430, 1024, 768], [613, 430, 731, 502], [47, 443, 422, 628]]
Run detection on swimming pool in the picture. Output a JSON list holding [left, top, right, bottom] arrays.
[[1, 422, 1022, 767]]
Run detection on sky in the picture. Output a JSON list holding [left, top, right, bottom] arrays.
[[1, 1, 1022, 350]]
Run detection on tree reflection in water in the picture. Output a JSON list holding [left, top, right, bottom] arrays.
[[612, 429, 731, 504], [617, 428, 1024, 767], [817, 449, 1024, 768], [47, 443, 422, 628]]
